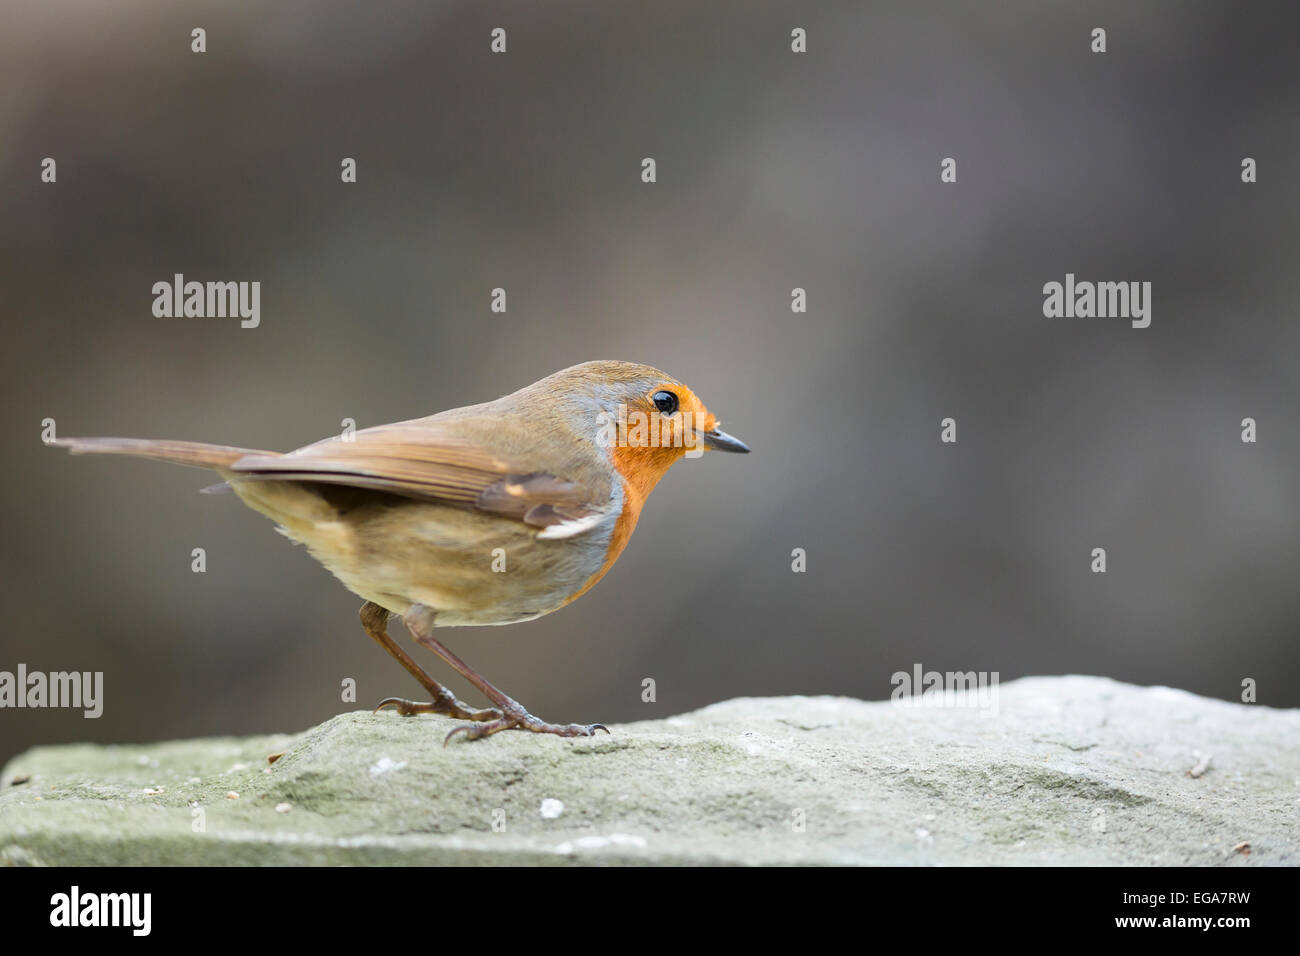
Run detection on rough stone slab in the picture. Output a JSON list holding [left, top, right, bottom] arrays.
[[0, 676, 1294, 865]]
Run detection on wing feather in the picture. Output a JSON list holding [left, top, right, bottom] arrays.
[[229, 421, 607, 533]]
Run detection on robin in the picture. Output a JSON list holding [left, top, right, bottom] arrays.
[[52, 361, 749, 742]]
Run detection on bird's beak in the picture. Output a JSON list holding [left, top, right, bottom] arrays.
[[701, 428, 750, 454]]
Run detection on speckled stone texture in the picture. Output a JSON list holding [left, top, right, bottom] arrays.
[[1, 676, 1294, 865]]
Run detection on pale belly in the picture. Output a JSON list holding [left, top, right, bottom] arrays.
[[228, 477, 619, 626]]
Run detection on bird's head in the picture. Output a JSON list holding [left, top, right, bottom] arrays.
[[537, 360, 749, 498]]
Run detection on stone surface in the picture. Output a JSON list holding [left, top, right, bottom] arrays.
[[1, 676, 1295, 865]]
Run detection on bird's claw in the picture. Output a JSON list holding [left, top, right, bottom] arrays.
[[443, 713, 610, 745]]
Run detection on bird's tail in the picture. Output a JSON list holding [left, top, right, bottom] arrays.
[[50, 437, 276, 470]]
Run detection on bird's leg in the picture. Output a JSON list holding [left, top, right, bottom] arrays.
[[361, 602, 501, 722], [402, 603, 609, 745]]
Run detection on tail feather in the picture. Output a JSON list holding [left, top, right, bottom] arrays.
[[50, 437, 277, 470]]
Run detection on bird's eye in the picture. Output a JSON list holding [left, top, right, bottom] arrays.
[[651, 390, 679, 415]]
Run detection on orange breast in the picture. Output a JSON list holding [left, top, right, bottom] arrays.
[[562, 443, 679, 605], [562, 491, 640, 606]]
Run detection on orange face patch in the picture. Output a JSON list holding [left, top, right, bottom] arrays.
[[562, 380, 725, 607], [608, 382, 715, 498], [569, 383, 713, 607]]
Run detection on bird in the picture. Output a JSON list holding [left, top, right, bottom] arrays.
[[51, 361, 749, 743]]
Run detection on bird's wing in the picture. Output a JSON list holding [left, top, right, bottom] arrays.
[[229, 421, 607, 534]]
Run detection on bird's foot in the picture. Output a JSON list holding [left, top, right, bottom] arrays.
[[375, 689, 501, 723], [444, 700, 609, 745]]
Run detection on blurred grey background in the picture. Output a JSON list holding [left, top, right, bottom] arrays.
[[2, 0, 1298, 765]]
